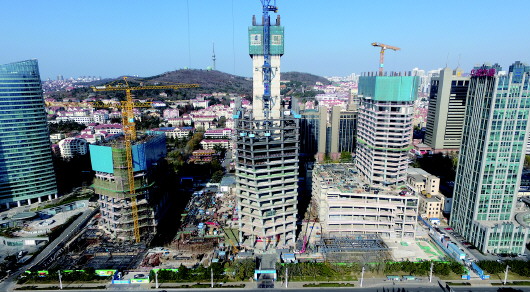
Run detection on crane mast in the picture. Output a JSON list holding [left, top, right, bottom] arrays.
[[371, 42, 400, 76], [261, 0, 278, 120]]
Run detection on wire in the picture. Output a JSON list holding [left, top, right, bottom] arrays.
[[231, 0, 236, 75], [187, 0, 192, 69]]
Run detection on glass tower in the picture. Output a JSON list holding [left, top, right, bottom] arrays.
[[0, 60, 57, 209], [450, 63, 530, 254]]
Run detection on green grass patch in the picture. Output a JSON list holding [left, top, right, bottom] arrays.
[[303, 282, 355, 287], [491, 281, 530, 286], [289, 275, 358, 282], [224, 228, 239, 247], [446, 282, 471, 286], [16, 286, 105, 290], [155, 283, 245, 289]]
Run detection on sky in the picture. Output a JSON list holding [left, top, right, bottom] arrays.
[[1, 0, 529, 80]]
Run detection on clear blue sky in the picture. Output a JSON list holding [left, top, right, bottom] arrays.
[[1, 0, 528, 80]]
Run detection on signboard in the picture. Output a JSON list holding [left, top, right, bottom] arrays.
[[95, 269, 116, 277], [37, 270, 49, 277], [471, 68, 496, 77], [131, 278, 149, 284], [250, 34, 262, 46]]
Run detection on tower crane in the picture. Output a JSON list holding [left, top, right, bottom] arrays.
[[92, 77, 199, 243], [261, 0, 278, 120], [371, 42, 400, 76]]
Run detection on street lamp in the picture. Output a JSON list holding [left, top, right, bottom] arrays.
[[504, 265, 510, 285], [360, 266, 365, 287]]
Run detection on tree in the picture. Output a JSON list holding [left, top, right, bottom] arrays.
[[525, 155, 530, 168], [211, 170, 224, 183], [340, 152, 352, 162]]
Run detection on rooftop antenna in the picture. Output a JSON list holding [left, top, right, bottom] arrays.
[[212, 42, 217, 70]]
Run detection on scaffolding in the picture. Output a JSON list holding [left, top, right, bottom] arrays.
[[316, 235, 391, 263]]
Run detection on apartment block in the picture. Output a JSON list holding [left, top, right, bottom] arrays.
[[407, 168, 445, 219]]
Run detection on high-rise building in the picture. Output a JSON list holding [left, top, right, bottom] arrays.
[[300, 107, 327, 158], [450, 63, 530, 254], [300, 105, 357, 162], [355, 75, 419, 186], [0, 60, 57, 209], [234, 7, 299, 250], [335, 106, 357, 154], [424, 67, 470, 153], [90, 135, 168, 242]]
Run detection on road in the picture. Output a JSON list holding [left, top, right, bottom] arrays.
[[0, 208, 97, 292], [10, 287, 530, 292]]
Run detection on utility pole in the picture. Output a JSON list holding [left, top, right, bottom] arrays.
[[360, 266, 365, 287], [211, 267, 214, 288], [155, 271, 159, 289], [58, 270, 63, 290], [504, 265, 510, 285], [285, 267, 288, 288], [429, 261, 434, 283]]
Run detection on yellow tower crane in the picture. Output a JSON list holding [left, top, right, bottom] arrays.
[[371, 42, 400, 76], [92, 77, 199, 243]]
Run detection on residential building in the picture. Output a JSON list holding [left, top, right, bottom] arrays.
[[234, 9, 299, 250], [0, 60, 58, 208], [424, 67, 470, 153], [58, 137, 88, 158], [407, 168, 445, 219], [312, 164, 418, 239], [355, 75, 419, 186], [450, 63, 530, 254], [204, 128, 232, 139], [200, 139, 231, 150]]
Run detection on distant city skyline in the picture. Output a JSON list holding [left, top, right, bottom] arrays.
[[1, 0, 528, 80]]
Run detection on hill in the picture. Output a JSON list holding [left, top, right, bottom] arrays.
[[143, 69, 253, 95], [281, 71, 331, 86]]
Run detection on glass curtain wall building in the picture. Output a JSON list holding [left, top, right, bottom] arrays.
[[450, 63, 530, 254], [0, 60, 57, 209]]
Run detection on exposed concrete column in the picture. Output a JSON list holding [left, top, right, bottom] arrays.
[[27, 199, 31, 205], [48, 194, 52, 200], [17, 201, 21, 207], [38, 197, 42, 203], [54, 194, 58, 199], [6, 203, 10, 209]]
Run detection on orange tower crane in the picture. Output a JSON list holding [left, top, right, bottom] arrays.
[[92, 77, 199, 243], [371, 42, 400, 76]]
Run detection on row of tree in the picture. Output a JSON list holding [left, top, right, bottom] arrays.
[[383, 261, 465, 276], [150, 263, 225, 282], [477, 260, 530, 277]]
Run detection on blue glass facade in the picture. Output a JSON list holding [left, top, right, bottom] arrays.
[[0, 60, 57, 208]]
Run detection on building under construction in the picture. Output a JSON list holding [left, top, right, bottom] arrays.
[[234, 0, 300, 252], [90, 134, 168, 242]]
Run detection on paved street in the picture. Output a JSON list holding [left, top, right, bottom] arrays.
[[8, 287, 530, 292], [0, 208, 97, 292]]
